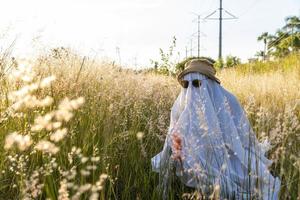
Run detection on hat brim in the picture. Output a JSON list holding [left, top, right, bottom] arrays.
[[177, 68, 221, 84]]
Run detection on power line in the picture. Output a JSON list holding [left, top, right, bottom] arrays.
[[267, 31, 291, 49], [204, 0, 237, 66], [238, 0, 262, 18]]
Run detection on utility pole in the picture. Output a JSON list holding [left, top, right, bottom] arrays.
[[190, 12, 205, 58], [219, 0, 222, 60], [134, 55, 137, 69], [190, 38, 193, 57], [205, 0, 237, 67], [116, 46, 121, 66], [197, 15, 201, 58], [185, 46, 188, 59]]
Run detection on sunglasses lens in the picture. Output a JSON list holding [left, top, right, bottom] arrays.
[[192, 80, 201, 87], [181, 80, 189, 88]]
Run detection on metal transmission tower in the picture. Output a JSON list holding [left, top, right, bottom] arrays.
[[204, 0, 237, 63], [190, 38, 193, 57], [195, 14, 201, 58], [185, 46, 188, 59], [116, 46, 121, 66], [191, 12, 206, 58]]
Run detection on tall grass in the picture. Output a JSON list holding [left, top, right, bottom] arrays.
[[0, 50, 299, 199]]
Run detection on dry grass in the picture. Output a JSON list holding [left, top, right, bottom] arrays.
[[0, 50, 299, 199]]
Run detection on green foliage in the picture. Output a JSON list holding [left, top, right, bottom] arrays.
[[257, 32, 273, 60], [175, 56, 198, 73], [235, 52, 300, 74], [214, 58, 224, 69], [225, 55, 241, 68], [150, 36, 179, 76], [257, 15, 300, 59]]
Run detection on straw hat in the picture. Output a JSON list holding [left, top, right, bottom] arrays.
[[177, 58, 221, 84]]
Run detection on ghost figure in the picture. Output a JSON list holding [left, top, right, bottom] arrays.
[[151, 59, 281, 200]]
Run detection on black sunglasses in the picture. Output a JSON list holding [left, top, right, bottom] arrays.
[[180, 79, 202, 88]]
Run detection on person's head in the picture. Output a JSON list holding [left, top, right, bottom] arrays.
[[177, 58, 220, 88]]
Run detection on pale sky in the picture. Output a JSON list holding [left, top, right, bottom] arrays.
[[0, 0, 299, 68]]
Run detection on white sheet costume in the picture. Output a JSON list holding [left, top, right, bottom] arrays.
[[151, 72, 281, 199]]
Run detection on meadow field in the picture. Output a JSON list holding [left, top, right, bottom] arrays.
[[0, 50, 299, 199]]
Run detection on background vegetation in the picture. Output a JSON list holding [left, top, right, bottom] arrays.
[[0, 47, 299, 199]]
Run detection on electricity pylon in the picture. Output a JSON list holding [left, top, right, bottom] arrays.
[[204, 0, 237, 66]]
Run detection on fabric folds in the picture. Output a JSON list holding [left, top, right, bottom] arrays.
[[151, 72, 281, 200]]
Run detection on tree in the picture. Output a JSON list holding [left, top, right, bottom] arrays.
[[278, 33, 300, 52], [255, 51, 265, 60], [257, 32, 272, 60], [256, 15, 300, 59], [267, 30, 290, 57], [283, 16, 300, 52], [267, 16, 300, 57], [283, 16, 300, 33]]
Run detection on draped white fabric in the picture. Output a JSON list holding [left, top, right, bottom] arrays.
[[151, 72, 281, 199]]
